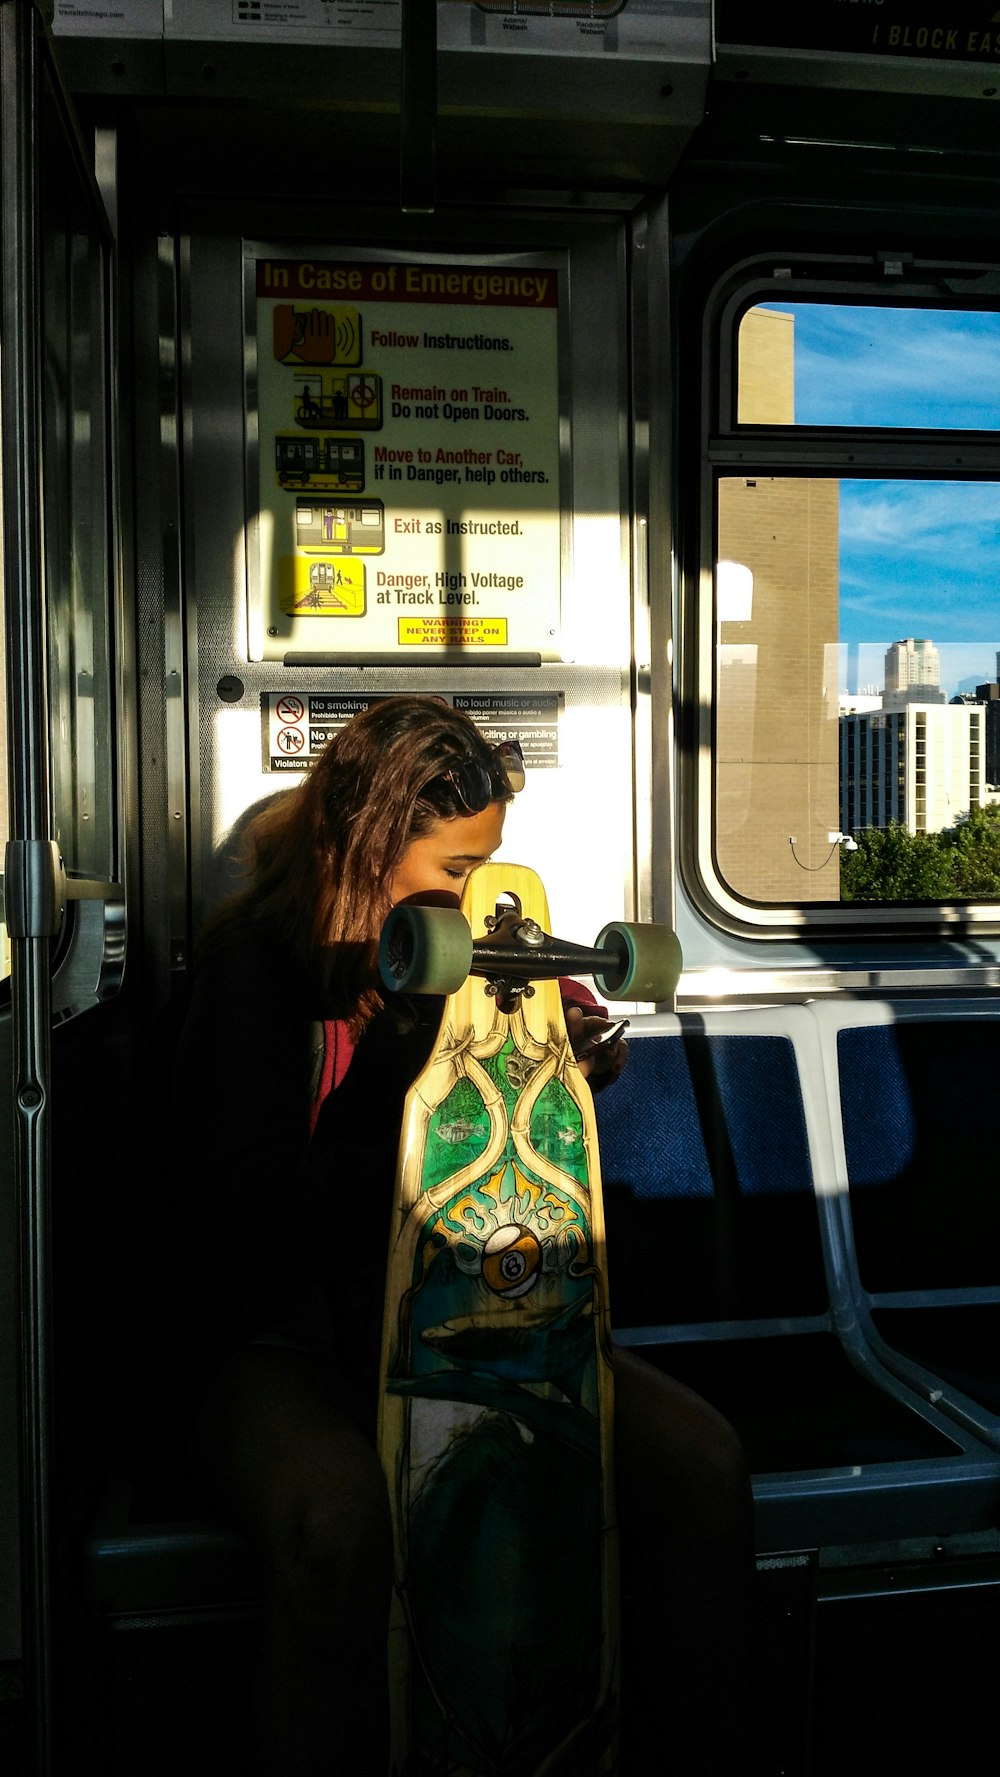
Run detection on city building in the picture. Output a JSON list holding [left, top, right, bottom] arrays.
[[973, 682, 1000, 787], [840, 701, 984, 835], [884, 637, 941, 694], [882, 637, 946, 711], [715, 306, 841, 901]]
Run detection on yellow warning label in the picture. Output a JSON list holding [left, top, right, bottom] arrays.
[[398, 616, 508, 646], [278, 555, 366, 617]]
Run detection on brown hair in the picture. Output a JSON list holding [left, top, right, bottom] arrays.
[[206, 696, 513, 1028]]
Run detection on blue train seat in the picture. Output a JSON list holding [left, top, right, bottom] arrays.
[[811, 999, 1000, 1443], [597, 1007, 1000, 1554]]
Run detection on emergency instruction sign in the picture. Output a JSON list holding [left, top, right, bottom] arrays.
[[249, 252, 563, 664], [262, 691, 560, 772]]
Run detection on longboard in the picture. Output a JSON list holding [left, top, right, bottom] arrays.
[[376, 864, 681, 1777]]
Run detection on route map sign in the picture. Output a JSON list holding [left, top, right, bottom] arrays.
[[249, 252, 563, 662]]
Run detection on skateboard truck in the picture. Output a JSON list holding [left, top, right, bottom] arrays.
[[472, 899, 639, 1013], [380, 885, 681, 1006], [480, 902, 546, 1010]]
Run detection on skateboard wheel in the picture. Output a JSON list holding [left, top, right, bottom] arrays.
[[379, 903, 474, 995], [592, 921, 683, 1002]]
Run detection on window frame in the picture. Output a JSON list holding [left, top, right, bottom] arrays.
[[685, 247, 1000, 939]]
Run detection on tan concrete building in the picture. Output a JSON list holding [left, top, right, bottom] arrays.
[[715, 306, 841, 902]]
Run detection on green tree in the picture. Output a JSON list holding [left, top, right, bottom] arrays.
[[941, 804, 1000, 900], [839, 821, 954, 901]]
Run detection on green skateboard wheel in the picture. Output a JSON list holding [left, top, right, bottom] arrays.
[[379, 903, 474, 995], [592, 921, 683, 1002]]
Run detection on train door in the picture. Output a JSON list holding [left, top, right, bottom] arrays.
[[1, 5, 132, 1770], [17, 7, 708, 1771]]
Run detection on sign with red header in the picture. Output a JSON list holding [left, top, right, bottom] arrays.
[[249, 250, 563, 663], [257, 261, 558, 309]]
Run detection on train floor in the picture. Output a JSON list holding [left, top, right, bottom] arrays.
[[2, 1572, 998, 1774]]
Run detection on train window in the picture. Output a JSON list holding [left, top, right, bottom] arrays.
[[703, 287, 1000, 924], [737, 303, 1000, 430]]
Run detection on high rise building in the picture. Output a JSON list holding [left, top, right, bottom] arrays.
[[974, 681, 1000, 787], [840, 702, 984, 835], [884, 637, 941, 695]]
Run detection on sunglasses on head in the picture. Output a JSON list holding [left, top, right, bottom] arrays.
[[424, 738, 526, 814]]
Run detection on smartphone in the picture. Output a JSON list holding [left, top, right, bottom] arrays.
[[582, 1017, 629, 1055]]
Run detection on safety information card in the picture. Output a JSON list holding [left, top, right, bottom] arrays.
[[261, 689, 560, 772], [250, 252, 563, 662]]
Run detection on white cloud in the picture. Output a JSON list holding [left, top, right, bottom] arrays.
[[760, 303, 1000, 426], [839, 481, 1000, 562]]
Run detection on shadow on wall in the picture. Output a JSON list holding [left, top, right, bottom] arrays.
[[204, 791, 290, 913]]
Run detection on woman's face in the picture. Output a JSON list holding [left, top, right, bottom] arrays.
[[388, 800, 506, 904]]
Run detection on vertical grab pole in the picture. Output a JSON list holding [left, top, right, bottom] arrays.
[[0, 3, 55, 1772]]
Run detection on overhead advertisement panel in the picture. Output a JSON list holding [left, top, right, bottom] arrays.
[[53, 0, 162, 33], [437, 0, 709, 61], [164, 0, 400, 45], [246, 249, 564, 663], [716, 0, 1000, 65], [157, 0, 706, 57]]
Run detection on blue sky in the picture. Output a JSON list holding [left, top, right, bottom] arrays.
[[764, 303, 1000, 696]]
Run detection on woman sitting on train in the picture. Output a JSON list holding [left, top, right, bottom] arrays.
[[165, 695, 755, 1775]]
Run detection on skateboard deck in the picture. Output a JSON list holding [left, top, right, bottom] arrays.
[[376, 864, 639, 1777]]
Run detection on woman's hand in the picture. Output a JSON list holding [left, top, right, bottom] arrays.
[[564, 1006, 629, 1092]]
